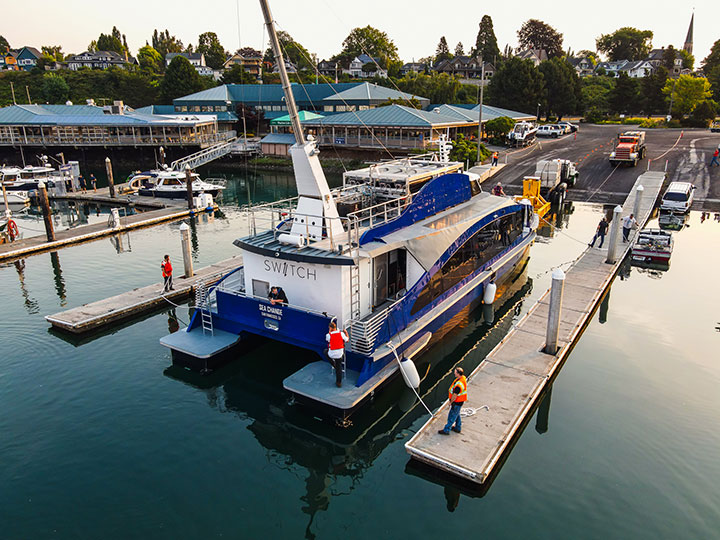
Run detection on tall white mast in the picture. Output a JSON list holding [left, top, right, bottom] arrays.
[[258, 0, 344, 246]]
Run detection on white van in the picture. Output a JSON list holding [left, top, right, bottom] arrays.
[[660, 182, 695, 213]]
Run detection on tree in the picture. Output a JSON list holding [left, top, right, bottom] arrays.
[[702, 39, 720, 74], [487, 57, 545, 114], [677, 49, 694, 70], [152, 29, 184, 59], [539, 57, 580, 120], [581, 77, 615, 114], [577, 50, 598, 66], [41, 46, 63, 62], [484, 116, 516, 142], [197, 32, 226, 70], [237, 47, 262, 58], [337, 26, 399, 67], [609, 72, 640, 114], [0, 35, 9, 50], [449, 134, 489, 163], [264, 30, 314, 71], [94, 26, 126, 54], [42, 73, 70, 103], [473, 15, 501, 63], [663, 75, 712, 117], [517, 19, 563, 58], [707, 66, 720, 102], [160, 55, 205, 103], [690, 100, 717, 127], [641, 66, 668, 115], [137, 45, 163, 73], [221, 64, 258, 84], [455, 42, 464, 57], [662, 46, 677, 71], [435, 37, 451, 63], [596, 27, 653, 61]]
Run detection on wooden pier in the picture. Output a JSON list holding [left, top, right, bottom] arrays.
[[405, 171, 666, 484], [46, 256, 242, 334], [0, 206, 200, 263]]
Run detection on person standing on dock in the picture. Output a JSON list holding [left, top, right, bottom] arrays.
[[78, 175, 87, 193], [161, 254, 174, 292], [491, 151, 499, 166], [325, 321, 348, 388], [589, 216, 609, 248], [622, 214, 638, 242], [439, 367, 467, 435], [89, 174, 97, 192]]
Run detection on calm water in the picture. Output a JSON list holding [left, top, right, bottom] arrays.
[[1, 169, 719, 539]]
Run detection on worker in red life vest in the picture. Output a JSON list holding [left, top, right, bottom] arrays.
[[325, 321, 349, 388], [492, 182, 505, 196], [438, 367, 468, 435], [161, 254, 174, 292]]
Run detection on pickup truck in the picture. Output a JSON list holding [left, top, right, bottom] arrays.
[[537, 125, 564, 138]]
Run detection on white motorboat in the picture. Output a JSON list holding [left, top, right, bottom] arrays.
[[129, 168, 226, 199]]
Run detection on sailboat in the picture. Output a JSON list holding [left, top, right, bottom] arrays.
[[161, 0, 539, 421]]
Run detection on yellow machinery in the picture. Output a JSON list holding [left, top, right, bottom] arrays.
[[515, 177, 550, 218]]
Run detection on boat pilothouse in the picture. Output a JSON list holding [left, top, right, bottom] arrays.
[[160, 0, 538, 418], [129, 167, 226, 199], [0, 163, 66, 205]]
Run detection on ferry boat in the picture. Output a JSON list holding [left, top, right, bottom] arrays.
[[160, 0, 539, 420], [129, 168, 226, 199]]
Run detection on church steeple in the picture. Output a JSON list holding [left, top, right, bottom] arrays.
[[683, 12, 694, 55]]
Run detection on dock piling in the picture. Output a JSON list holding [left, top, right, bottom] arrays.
[[105, 157, 116, 198], [605, 205, 623, 264], [544, 268, 565, 355], [632, 185, 644, 221], [185, 166, 194, 210], [179, 222, 193, 278], [37, 181, 55, 242]]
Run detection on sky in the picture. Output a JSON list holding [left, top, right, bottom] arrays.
[[3, 0, 715, 66]]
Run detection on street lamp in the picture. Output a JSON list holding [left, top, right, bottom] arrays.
[[536, 103, 541, 122]]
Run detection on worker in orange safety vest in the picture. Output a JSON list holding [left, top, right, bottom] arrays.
[[325, 321, 349, 388], [438, 367, 467, 435]]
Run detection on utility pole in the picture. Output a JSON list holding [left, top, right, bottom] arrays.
[[475, 56, 485, 164], [667, 78, 677, 121], [10, 82, 17, 105]]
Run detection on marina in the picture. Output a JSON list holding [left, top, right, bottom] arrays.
[[2, 0, 720, 537]]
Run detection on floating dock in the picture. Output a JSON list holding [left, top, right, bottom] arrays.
[[0, 203, 213, 263], [46, 256, 242, 334], [405, 171, 666, 484]]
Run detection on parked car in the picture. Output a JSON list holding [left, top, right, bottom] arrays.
[[660, 182, 695, 213], [557, 121, 578, 133], [537, 125, 564, 138]]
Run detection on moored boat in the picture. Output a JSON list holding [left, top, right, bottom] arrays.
[[129, 168, 226, 199], [631, 228, 673, 264]]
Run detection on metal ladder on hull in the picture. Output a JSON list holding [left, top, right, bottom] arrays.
[[195, 282, 214, 336]]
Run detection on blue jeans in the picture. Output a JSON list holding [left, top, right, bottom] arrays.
[[711, 156, 719, 166], [590, 232, 605, 247], [442, 402, 463, 433]]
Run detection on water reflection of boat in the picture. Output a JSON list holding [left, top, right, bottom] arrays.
[[164, 257, 532, 533]]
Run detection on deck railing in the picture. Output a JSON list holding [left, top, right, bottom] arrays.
[[345, 299, 402, 356]]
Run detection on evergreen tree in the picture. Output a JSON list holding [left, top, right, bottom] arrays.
[[95, 26, 126, 54], [487, 57, 545, 114], [473, 15, 500, 63], [137, 45, 163, 73], [641, 66, 668, 115], [0, 35, 9, 50], [539, 57, 580, 119], [197, 32, 227, 70], [42, 73, 70, 104], [702, 39, 720, 73], [160, 55, 205, 103], [455, 42, 464, 57], [221, 65, 259, 85], [435, 37, 451, 63], [152, 29, 184, 59], [517, 19, 563, 58], [609, 72, 640, 114], [596, 27, 653, 61], [662, 46, 677, 72]]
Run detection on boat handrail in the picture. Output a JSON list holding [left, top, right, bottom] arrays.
[[345, 298, 403, 356], [346, 193, 412, 228]]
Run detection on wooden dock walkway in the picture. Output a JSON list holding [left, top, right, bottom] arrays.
[[50, 183, 182, 209], [405, 171, 666, 484], [0, 206, 200, 263], [46, 256, 242, 334]]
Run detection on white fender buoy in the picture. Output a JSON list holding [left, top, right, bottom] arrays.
[[482, 302, 495, 325], [483, 282, 497, 305], [399, 357, 421, 389]]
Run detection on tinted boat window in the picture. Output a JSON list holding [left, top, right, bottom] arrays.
[[410, 211, 523, 316]]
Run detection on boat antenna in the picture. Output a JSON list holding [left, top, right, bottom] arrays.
[[259, 0, 305, 145]]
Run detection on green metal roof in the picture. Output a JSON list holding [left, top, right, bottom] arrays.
[[321, 82, 429, 106], [269, 111, 324, 125], [432, 104, 534, 122], [303, 104, 470, 128]]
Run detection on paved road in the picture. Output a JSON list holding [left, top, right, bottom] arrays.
[[494, 125, 720, 210]]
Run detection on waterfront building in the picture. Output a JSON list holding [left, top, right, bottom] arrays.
[[0, 103, 231, 148], [67, 51, 135, 70], [259, 132, 296, 156], [14, 46, 42, 71], [172, 82, 427, 122]]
